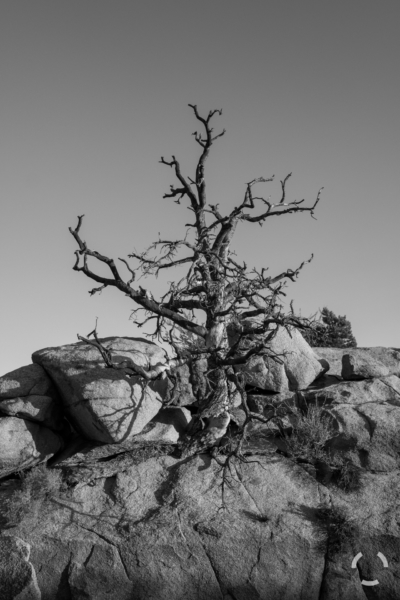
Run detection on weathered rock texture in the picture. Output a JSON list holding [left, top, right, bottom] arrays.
[[32, 338, 168, 443], [313, 348, 344, 378], [315, 346, 400, 379], [233, 325, 325, 392], [342, 350, 390, 380], [0, 364, 63, 430], [300, 375, 400, 472], [365, 346, 400, 375], [0, 417, 63, 479], [132, 406, 192, 444], [0, 364, 57, 400], [0, 338, 400, 598], [1, 445, 400, 599], [1, 453, 326, 600], [0, 396, 63, 432], [0, 535, 41, 600], [165, 363, 197, 406]]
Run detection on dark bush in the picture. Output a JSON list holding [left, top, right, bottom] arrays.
[[302, 307, 357, 348]]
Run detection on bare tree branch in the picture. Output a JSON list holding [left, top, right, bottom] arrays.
[[70, 104, 322, 463], [160, 155, 199, 209], [242, 186, 323, 223], [77, 324, 190, 380], [69, 216, 207, 339]]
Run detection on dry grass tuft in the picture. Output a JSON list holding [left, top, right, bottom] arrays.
[[284, 404, 362, 492], [284, 404, 336, 462], [3, 464, 63, 526]]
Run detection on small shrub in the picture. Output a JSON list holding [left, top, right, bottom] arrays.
[[284, 405, 363, 492], [23, 463, 63, 498], [329, 454, 362, 492], [302, 307, 357, 348], [3, 486, 31, 525], [218, 428, 245, 456], [3, 464, 63, 526], [284, 404, 336, 462], [315, 504, 358, 554], [128, 443, 177, 465]]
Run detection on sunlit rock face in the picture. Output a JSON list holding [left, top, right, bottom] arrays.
[[0, 536, 41, 600], [229, 323, 325, 392], [2, 444, 400, 599], [314, 347, 400, 379], [0, 363, 57, 400], [0, 363, 64, 430], [32, 337, 168, 443], [341, 350, 390, 380], [0, 417, 63, 478], [1, 339, 400, 598]]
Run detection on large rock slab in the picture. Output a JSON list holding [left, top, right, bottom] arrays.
[[0, 417, 63, 478], [0, 364, 63, 430], [342, 351, 390, 380], [267, 327, 325, 389], [364, 347, 400, 376], [324, 403, 400, 472], [0, 395, 64, 431], [313, 348, 344, 378], [69, 542, 132, 600], [49, 407, 190, 468], [5, 453, 326, 599], [0, 364, 56, 399], [315, 347, 400, 379], [165, 363, 197, 406], [32, 337, 168, 443], [301, 375, 400, 408], [232, 325, 324, 392], [237, 352, 288, 392], [301, 376, 400, 472], [133, 407, 191, 444], [319, 470, 400, 599], [0, 536, 41, 600], [2, 429, 400, 598]]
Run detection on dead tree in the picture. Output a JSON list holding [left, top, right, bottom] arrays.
[[70, 104, 322, 456]]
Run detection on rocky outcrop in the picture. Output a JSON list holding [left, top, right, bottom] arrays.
[[0, 365, 65, 477], [0, 363, 57, 399], [313, 348, 344, 378], [341, 350, 390, 380], [364, 346, 400, 375], [131, 406, 192, 444], [1, 337, 400, 597], [270, 327, 326, 389], [1, 443, 400, 599], [0, 364, 63, 431], [0, 536, 41, 600], [0, 417, 63, 478], [32, 338, 169, 443], [301, 374, 400, 407], [0, 453, 326, 600], [232, 325, 325, 392], [300, 375, 400, 472], [0, 396, 63, 432], [315, 346, 400, 379], [165, 363, 197, 406]]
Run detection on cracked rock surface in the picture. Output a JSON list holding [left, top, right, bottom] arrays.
[[2, 445, 400, 599], [1, 342, 400, 598], [0, 451, 325, 599]]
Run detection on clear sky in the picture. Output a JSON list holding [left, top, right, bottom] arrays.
[[1, 1, 399, 375]]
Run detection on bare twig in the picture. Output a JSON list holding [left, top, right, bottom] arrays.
[[70, 104, 322, 485]]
